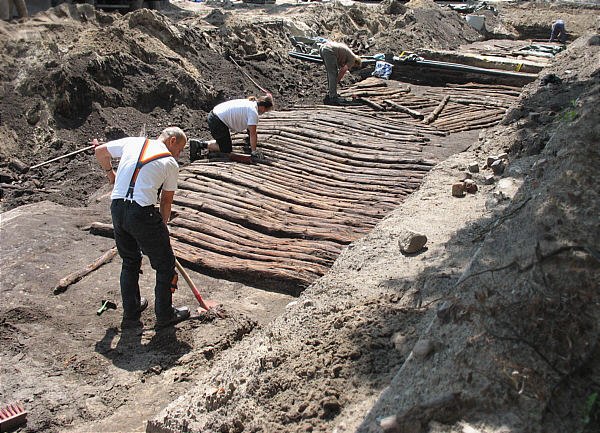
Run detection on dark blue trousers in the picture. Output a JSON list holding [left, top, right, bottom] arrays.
[[110, 199, 175, 321]]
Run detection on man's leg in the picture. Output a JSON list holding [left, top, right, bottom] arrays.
[[111, 200, 143, 320], [207, 112, 232, 154], [126, 204, 176, 321], [0, 0, 11, 20], [12, 0, 27, 17], [320, 46, 339, 99]]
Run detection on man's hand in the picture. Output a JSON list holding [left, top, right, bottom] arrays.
[[251, 149, 265, 162]]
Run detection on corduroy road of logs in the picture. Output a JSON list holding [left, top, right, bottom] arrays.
[[170, 78, 521, 293]]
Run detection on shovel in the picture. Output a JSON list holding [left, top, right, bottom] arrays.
[[175, 259, 222, 316]]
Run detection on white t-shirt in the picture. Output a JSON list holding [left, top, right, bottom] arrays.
[[213, 99, 259, 133], [106, 137, 179, 207]]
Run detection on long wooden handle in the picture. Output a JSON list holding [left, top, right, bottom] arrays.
[[30, 145, 95, 170], [175, 259, 211, 311]]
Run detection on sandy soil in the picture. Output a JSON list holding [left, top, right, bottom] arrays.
[[0, 1, 598, 432]]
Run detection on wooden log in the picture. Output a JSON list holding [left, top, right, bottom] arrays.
[[89, 222, 115, 238], [434, 109, 504, 129], [171, 206, 342, 253], [273, 129, 431, 166], [383, 99, 424, 120], [171, 210, 343, 257], [181, 169, 394, 218], [444, 97, 511, 109], [53, 247, 118, 294], [169, 226, 329, 276], [359, 97, 386, 111], [423, 95, 450, 125], [172, 243, 316, 291], [178, 178, 383, 226], [260, 132, 427, 172], [227, 163, 407, 209], [257, 150, 426, 192], [265, 142, 426, 182], [173, 195, 361, 244]]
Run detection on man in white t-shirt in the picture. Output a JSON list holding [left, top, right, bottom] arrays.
[[189, 94, 274, 162], [94, 127, 190, 330]]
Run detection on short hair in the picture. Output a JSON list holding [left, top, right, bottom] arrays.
[[353, 56, 362, 68], [160, 126, 187, 147], [257, 94, 274, 109]]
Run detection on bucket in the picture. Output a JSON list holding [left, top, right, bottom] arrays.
[[466, 15, 485, 31]]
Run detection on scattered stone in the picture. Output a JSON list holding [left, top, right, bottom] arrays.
[[486, 155, 498, 167], [459, 172, 473, 181], [497, 152, 508, 160], [464, 179, 478, 194], [491, 159, 505, 175], [412, 339, 434, 359], [380, 415, 399, 432], [467, 162, 479, 173], [302, 299, 314, 308], [484, 174, 495, 185], [320, 396, 341, 417], [452, 182, 465, 197], [398, 230, 428, 254], [391, 332, 405, 350]]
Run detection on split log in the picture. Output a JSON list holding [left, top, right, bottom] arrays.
[[227, 163, 407, 208], [169, 226, 329, 276], [359, 97, 386, 111], [259, 134, 427, 174], [177, 185, 378, 233], [173, 195, 361, 244], [172, 243, 316, 291], [171, 210, 343, 257], [423, 95, 450, 125], [178, 178, 383, 226], [181, 168, 394, 218], [53, 247, 118, 294], [383, 99, 424, 120]]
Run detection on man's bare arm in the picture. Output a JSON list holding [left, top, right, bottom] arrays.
[[160, 190, 175, 225], [94, 143, 115, 184], [248, 125, 258, 151]]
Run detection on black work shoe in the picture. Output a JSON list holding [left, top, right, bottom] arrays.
[[155, 306, 191, 330], [121, 318, 143, 329], [189, 139, 208, 162], [139, 297, 148, 314], [122, 297, 149, 321]]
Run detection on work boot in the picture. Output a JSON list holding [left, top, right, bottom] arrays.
[[155, 306, 191, 330], [122, 297, 149, 321], [323, 95, 349, 106], [189, 139, 208, 162]]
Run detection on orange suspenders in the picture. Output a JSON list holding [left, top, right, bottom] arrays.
[[125, 138, 172, 200]]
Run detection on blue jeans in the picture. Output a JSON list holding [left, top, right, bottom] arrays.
[[110, 199, 175, 321]]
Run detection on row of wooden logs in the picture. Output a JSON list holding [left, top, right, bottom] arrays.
[[170, 105, 438, 290], [169, 78, 522, 291], [338, 78, 520, 133]]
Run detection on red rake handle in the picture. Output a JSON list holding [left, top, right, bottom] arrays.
[[175, 259, 211, 311]]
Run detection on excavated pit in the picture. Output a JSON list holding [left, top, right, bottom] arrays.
[[169, 78, 522, 294], [1, 1, 598, 433]]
